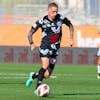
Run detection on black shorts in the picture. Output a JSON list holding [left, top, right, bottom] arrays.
[[39, 46, 59, 58], [39, 40, 60, 58], [39, 48, 59, 58]]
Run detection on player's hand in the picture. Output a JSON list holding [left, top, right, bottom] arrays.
[[69, 38, 74, 47], [30, 43, 36, 51]]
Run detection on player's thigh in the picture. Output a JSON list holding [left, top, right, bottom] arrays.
[[41, 57, 50, 69]]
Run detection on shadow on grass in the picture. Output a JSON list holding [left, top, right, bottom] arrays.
[[40, 93, 100, 99], [55, 92, 100, 96]]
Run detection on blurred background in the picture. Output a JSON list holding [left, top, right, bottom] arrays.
[[0, 0, 100, 25], [0, 2, 100, 100], [0, 0, 100, 64]]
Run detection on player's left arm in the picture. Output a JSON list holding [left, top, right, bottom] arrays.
[[68, 21, 74, 47], [97, 48, 100, 65], [63, 17, 74, 47]]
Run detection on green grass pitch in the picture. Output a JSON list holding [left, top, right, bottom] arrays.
[[0, 63, 100, 100]]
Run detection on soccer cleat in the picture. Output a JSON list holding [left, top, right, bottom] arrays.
[[97, 75, 100, 79], [34, 89, 37, 95], [26, 72, 35, 87]]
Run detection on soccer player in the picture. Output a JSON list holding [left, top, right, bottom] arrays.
[[97, 48, 100, 79], [26, 2, 74, 94]]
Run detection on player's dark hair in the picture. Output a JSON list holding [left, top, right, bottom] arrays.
[[48, 2, 58, 8]]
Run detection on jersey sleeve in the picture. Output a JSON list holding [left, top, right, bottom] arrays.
[[30, 17, 43, 33], [63, 17, 71, 26], [36, 17, 44, 28], [59, 14, 71, 27], [28, 17, 44, 45]]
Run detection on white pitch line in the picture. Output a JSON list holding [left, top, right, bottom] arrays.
[[0, 77, 27, 79], [0, 72, 57, 79], [50, 75, 57, 78], [0, 76, 57, 79], [0, 73, 96, 79], [0, 73, 27, 76]]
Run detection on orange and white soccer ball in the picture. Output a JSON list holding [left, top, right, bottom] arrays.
[[36, 84, 50, 97]]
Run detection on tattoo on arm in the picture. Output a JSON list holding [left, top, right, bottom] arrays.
[[28, 32, 33, 45], [63, 18, 74, 39], [28, 26, 39, 45], [69, 23, 74, 39]]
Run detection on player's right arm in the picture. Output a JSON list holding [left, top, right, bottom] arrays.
[[28, 18, 43, 51], [28, 24, 39, 51]]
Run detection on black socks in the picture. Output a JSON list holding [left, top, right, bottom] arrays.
[[32, 73, 38, 79], [38, 68, 46, 81], [49, 63, 55, 70], [36, 68, 46, 89], [32, 64, 55, 89]]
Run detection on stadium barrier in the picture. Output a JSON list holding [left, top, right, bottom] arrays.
[[0, 25, 100, 47], [0, 46, 98, 65]]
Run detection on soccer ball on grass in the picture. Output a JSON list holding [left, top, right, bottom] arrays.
[[36, 84, 50, 97]]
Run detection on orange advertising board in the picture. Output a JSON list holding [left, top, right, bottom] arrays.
[[74, 26, 100, 47], [0, 25, 100, 47]]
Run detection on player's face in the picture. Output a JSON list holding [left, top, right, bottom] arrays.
[[48, 6, 58, 20]]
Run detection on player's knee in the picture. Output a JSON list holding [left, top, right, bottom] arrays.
[[97, 57, 100, 65], [44, 70, 50, 78], [45, 74, 50, 78], [98, 61, 100, 65], [44, 73, 50, 78]]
